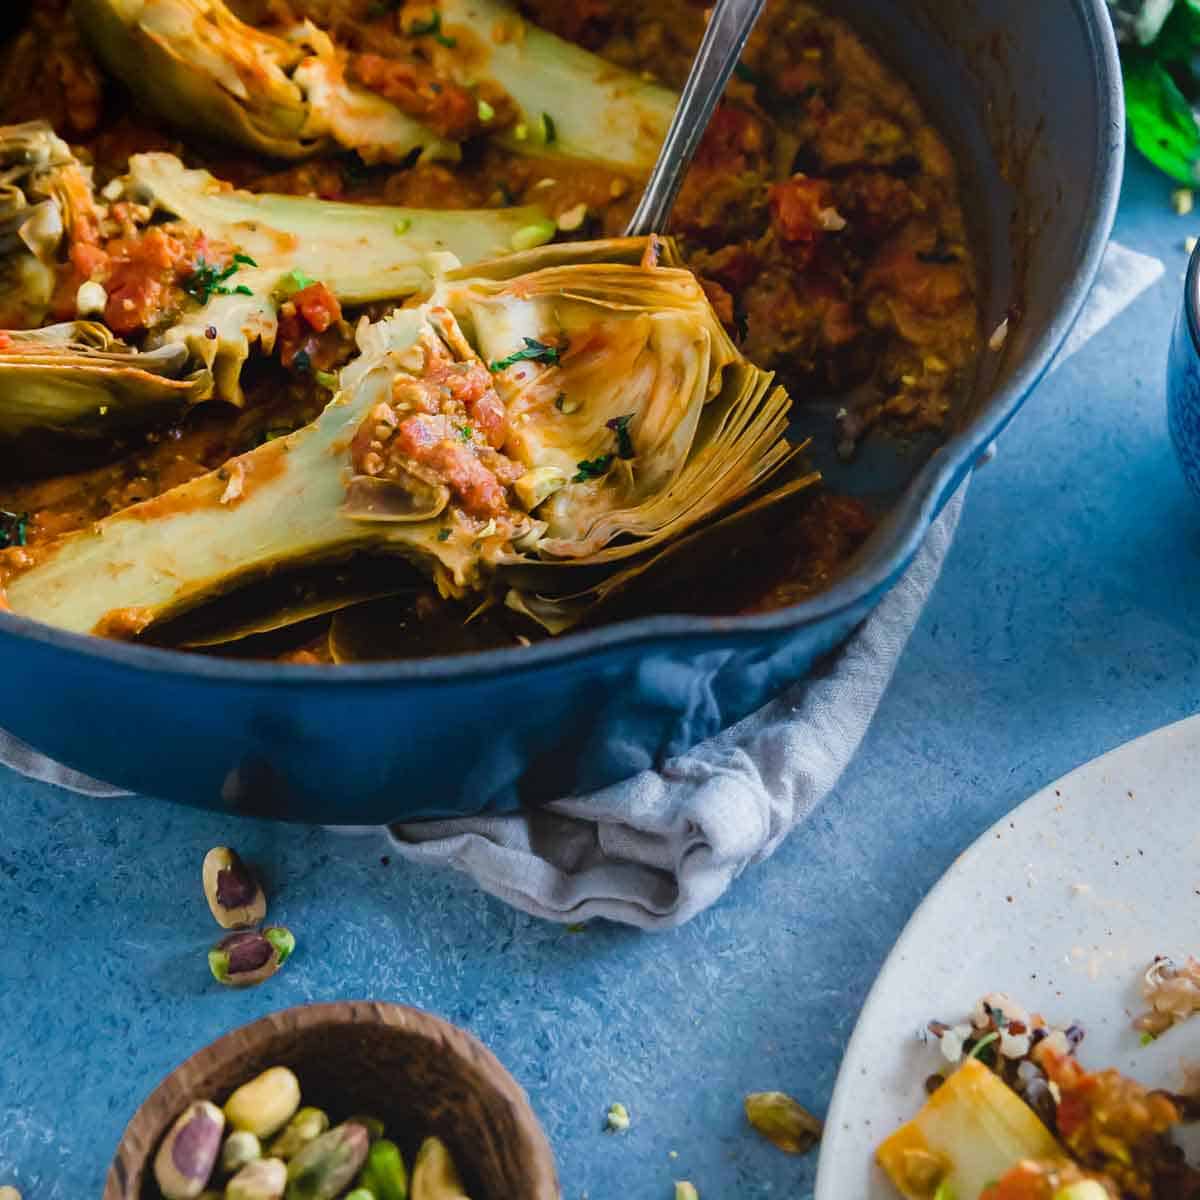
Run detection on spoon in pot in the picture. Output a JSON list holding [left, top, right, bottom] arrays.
[[625, 0, 768, 238]]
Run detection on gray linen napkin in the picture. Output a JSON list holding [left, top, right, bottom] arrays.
[[0, 243, 1164, 927]]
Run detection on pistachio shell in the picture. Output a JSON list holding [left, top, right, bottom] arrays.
[[202, 846, 267, 929], [224, 1068, 302, 1139], [410, 1138, 468, 1200], [153, 1101, 225, 1200], [226, 1156, 288, 1200], [744, 1092, 822, 1155]]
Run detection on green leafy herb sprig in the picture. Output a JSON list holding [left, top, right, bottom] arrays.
[[1111, 0, 1200, 182]]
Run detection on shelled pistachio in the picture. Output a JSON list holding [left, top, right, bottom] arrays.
[[226, 1157, 288, 1200], [271, 1108, 331, 1160], [209, 927, 295, 988], [0, 1187, 21, 1200], [285, 1122, 371, 1200], [202, 846, 267, 929], [154, 1101, 225, 1200], [410, 1139, 468, 1200], [346, 1116, 386, 1142], [220, 1131, 263, 1179], [356, 1138, 408, 1200], [225, 1068, 303, 1139]]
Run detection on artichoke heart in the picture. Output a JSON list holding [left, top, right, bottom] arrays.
[[1, 240, 815, 640], [0, 322, 211, 438], [72, 0, 457, 163], [74, 0, 677, 174]]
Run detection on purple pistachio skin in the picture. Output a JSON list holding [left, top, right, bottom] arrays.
[[154, 1101, 225, 1200], [216, 861, 258, 909], [203, 847, 267, 929]]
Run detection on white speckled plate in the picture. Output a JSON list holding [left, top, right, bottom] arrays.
[[816, 715, 1200, 1200]]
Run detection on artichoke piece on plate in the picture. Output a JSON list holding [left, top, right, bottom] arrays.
[[121, 153, 552, 402], [73, 0, 677, 175], [1, 239, 814, 640], [0, 322, 211, 438], [72, 0, 457, 163]]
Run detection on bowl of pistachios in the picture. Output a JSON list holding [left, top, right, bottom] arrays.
[[104, 1001, 560, 1200]]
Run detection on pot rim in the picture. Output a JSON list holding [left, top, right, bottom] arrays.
[[0, 0, 1125, 688]]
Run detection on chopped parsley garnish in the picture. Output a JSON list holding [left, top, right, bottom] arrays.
[[477, 98, 496, 123], [437, 528, 451, 542], [733, 62, 761, 85], [1140, 1031, 1157, 1047], [0, 509, 28, 549], [184, 255, 257, 304], [540, 112, 558, 144], [489, 337, 565, 372], [606, 413, 635, 459], [458, 425, 473, 442], [573, 454, 613, 483], [409, 12, 457, 48], [279, 268, 317, 296], [314, 370, 339, 390]]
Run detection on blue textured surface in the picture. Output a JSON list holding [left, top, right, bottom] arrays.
[[1, 150, 1196, 1199]]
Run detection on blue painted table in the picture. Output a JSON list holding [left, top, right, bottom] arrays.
[[2, 149, 1197, 1199]]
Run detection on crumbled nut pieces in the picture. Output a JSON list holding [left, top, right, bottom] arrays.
[[743, 1092, 823, 1155], [203, 846, 267, 930], [674, 1184, 699, 1200], [604, 1102, 631, 1133], [1174, 187, 1195, 216]]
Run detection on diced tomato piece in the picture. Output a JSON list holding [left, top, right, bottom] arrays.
[[292, 283, 342, 335]]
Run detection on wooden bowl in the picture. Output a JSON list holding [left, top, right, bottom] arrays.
[[105, 1001, 560, 1200]]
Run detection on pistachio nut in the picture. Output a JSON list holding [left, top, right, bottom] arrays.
[[604, 1102, 630, 1133], [226, 1157, 288, 1200], [675, 1185, 699, 1200], [410, 1138, 468, 1200], [153, 1100, 225, 1200], [202, 846, 267, 929], [0, 1187, 21, 1200], [357, 1138, 408, 1200], [209, 927, 295, 988], [220, 1131, 263, 1178], [270, 1107, 331, 1160], [346, 1115, 386, 1142], [285, 1122, 371, 1200], [743, 1092, 823, 1155], [225, 1067, 303, 1138], [344, 1191, 376, 1200]]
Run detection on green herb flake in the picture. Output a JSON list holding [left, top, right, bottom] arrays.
[[1140, 1031, 1157, 1047], [184, 256, 254, 304], [393, 218, 412, 235], [477, 98, 496, 122], [489, 336, 565, 372], [233, 253, 259, 268], [606, 413, 635, 459], [0, 509, 28, 549], [458, 425, 474, 442], [279, 268, 317, 297], [573, 454, 613, 483], [540, 111, 558, 144], [437, 528, 451, 542], [314, 370, 339, 390], [408, 11, 457, 48], [932, 1182, 956, 1200]]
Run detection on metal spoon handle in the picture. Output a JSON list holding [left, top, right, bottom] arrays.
[[625, 0, 767, 238]]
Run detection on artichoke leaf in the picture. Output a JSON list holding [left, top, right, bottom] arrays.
[[436, 0, 678, 173], [123, 153, 551, 402], [4, 240, 812, 642], [0, 322, 211, 438], [72, 0, 456, 162]]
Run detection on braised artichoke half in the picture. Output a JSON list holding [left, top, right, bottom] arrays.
[[0, 122, 96, 330], [120, 152, 553, 402], [73, 0, 677, 174], [1, 239, 815, 639], [0, 323, 210, 438], [73, 0, 457, 163]]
